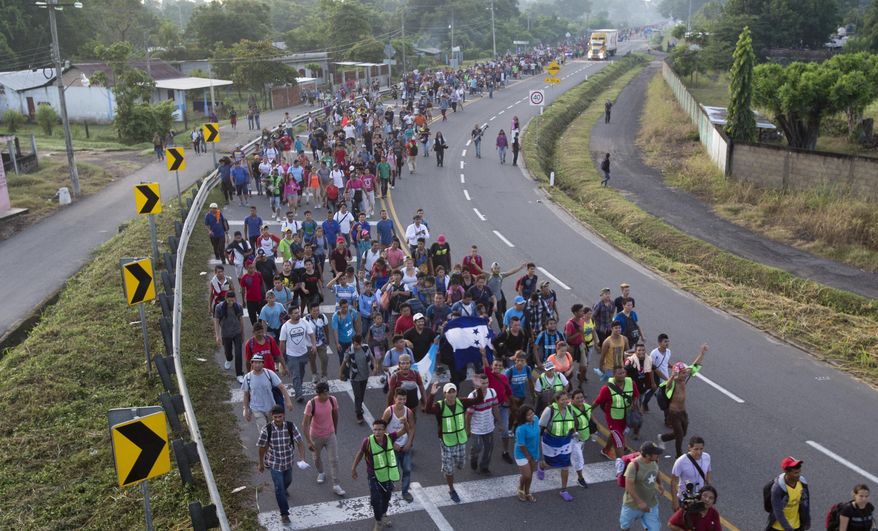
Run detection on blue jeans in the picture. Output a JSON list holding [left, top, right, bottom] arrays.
[[498, 146, 507, 163], [619, 504, 660, 531], [270, 467, 293, 516], [396, 448, 412, 495], [368, 475, 394, 522], [474, 139, 481, 158], [286, 355, 309, 398]]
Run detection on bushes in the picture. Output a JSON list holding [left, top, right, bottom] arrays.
[[115, 100, 175, 143], [35, 105, 59, 136], [4, 109, 26, 132]]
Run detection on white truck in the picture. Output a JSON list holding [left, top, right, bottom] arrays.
[[587, 29, 619, 60]]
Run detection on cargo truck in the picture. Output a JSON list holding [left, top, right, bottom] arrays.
[[587, 29, 618, 60]]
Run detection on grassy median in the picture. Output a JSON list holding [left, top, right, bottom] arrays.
[[0, 194, 257, 529], [523, 57, 878, 384]]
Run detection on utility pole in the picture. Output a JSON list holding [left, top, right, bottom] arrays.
[[490, 0, 497, 58], [688, 0, 693, 32], [47, 0, 81, 197], [401, 9, 406, 73], [451, 8, 454, 54]]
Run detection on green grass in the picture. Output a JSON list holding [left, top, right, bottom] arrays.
[[1, 122, 151, 152], [0, 195, 258, 529], [7, 160, 117, 217], [639, 73, 878, 273], [523, 59, 878, 384]]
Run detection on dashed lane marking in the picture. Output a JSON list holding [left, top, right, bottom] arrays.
[[463, 189, 471, 201], [536, 266, 571, 290], [473, 208, 486, 221], [492, 230, 514, 247]]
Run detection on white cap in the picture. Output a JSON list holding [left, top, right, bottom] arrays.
[[413, 312, 425, 321], [209, 202, 219, 208], [443, 383, 457, 394]]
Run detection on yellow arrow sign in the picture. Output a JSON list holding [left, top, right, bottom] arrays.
[[546, 61, 561, 76], [110, 411, 171, 487], [165, 147, 185, 171], [122, 258, 156, 306], [203, 123, 219, 143], [133, 183, 161, 215], [544, 77, 561, 84]]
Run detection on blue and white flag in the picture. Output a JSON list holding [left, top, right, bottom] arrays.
[[443, 316, 494, 370], [541, 432, 574, 468], [415, 343, 439, 388]]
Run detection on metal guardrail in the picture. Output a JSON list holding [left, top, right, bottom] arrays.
[[170, 91, 387, 529]]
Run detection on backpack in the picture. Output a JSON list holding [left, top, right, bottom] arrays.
[[216, 301, 241, 321], [245, 369, 284, 407], [265, 420, 296, 444], [763, 478, 776, 513], [825, 501, 855, 531], [656, 383, 671, 411], [616, 452, 641, 488]]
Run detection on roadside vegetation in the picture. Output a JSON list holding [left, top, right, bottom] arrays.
[[0, 197, 257, 529], [639, 73, 878, 272], [523, 57, 878, 385]]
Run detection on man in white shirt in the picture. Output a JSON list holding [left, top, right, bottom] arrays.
[[467, 372, 499, 474], [333, 203, 354, 246], [363, 240, 382, 274], [670, 436, 712, 512], [280, 211, 302, 238], [644, 333, 672, 411], [279, 307, 317, 402], [404, 215, 429, 254], [330, 165, 346, 189]]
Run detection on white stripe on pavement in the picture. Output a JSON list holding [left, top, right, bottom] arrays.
[[463, 189, 471, 201], [498, 110, 505, 115], [411, 482, 453, 531], [493, 230, 515, 247], [460, 174, 465, 184], [345, 384, 375, 425], [489, 115, 497, 121], [256, 462, 616, 530], [806, 441, 878, 483], [507, 104, 514, 109], [460, 160, 465, 169], [693, 373, 746, 404], [536, 266, 571, 290], [466, 139, 471, 146], [227, 375, 386, 403], [473, 208, 486, 221], [461, 149, 467, 157]]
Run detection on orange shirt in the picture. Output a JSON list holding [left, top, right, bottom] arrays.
[[548, 352, 573, 373]]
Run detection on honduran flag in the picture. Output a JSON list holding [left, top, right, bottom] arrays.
[[443, 316, 494, 371], [541, 432, 574, 468]]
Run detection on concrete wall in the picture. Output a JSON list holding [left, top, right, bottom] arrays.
[[730, 142, 878, 200], [3, 85, 115, 123]]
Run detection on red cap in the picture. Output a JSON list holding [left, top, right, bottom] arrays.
[[780, 457, 803, 470], [437, 234, 446, 244]]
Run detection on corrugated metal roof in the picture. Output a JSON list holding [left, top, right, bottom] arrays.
[[154, 77, 233, 91], [0, 68, 56, 91]]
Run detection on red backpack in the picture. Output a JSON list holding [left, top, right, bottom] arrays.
[[616, 452, 641, 488]]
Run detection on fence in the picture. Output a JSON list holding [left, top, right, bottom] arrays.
[[661, 61, 730, 175]]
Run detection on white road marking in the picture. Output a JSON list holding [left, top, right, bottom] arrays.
[[806, 441, 878, 483], [536, 266, 571, 290], [466, 139, 471, 146], [227, 376, 385, 403], [257, 462, 617, 530], [489, 115, 497, 121], [345, 384, 375, 425], [463, 189, 471, 201], [473, 208, 486, 221], [498, 110, 505, 115], [507, 104, 514, 109], [462, 149, 467, 157], [693, 373, 746, 403], [460, 160, 465, 169], [460, 174, 465, 184], [411, 482, 453, 531], [492, 230, 515, 247], [544, 85, 549, 88], [482, 122, 488, 128]]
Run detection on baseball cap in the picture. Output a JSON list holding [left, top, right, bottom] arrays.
[[514, 295, 526, 305], [443, 383, 457, 393], [620, 282, 631, 289], [601, 287, 611, 294], [209, 202, 219, 208], [437, 234, 446, 244], [543, 361, 555, 371], [413, 312, 425, 321], [780, 457, 803, 470], [541, 281, 550, 288], [251, 354, 264, 363], [672, 361, 688, 373], [640, 441, 663, 456]]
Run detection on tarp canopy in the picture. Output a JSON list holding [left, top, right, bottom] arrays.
[[154, 77, 233, 91]]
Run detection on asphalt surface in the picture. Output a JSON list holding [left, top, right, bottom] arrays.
[[590, 63, 878, 299], [0, 100, 320, 345]]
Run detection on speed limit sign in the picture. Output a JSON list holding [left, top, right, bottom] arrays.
[[529, 90, 545, 106]]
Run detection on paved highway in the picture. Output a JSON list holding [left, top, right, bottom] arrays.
[[216, 43, 878, 530]]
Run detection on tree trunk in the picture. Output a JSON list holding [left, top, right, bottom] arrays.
[[776, 114, 820, 150]]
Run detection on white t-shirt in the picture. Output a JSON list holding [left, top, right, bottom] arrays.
[[534, 372, 569, 393], [331, 170, 345, 188], [467, 388, 498, 435], [649, 347, 673, 381], [281, 219, 302, 235], [334, 211, 354, 234], [364, 248, 381, 272], [671, 452, 712, 497], [404, 223, 429, 246], [280, 319, 315, 358]]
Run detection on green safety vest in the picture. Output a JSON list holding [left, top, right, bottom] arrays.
[[659, 364, 701, 398], [369, 434, 400, 483], [439, 399, 467, 447], [539, 373, 565, 394], [609, 377, 634, 420], [548, 403, 576, 437], [572, 403, 593, 439]]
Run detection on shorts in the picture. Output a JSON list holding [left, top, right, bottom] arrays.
[[515, 457, 529, 467], [235, 184, 246, 196], [440, 443, 467, 476], [619, 504, 660, 531], [608, 426, 625, 449]]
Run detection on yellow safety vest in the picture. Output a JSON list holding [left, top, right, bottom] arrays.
[[439, 399, 467, 447], [549, 403, 576, 437], [369, 434, 400, 483], [609, 377, 634, 420], [539, 373, 565, 394], [572, 403, 594, 439]]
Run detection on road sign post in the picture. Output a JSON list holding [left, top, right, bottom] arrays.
[[121, 257, 157, 375], [108, 407, 171, 531], [203, 123, 219, 168], [148, 214, 159, 271], [165, 148, 185, 209], [134, 183, 162, 271]]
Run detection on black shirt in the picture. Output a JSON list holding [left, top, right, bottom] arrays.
[[614, 296, 635, 314], [840, 502, 875, 531], [429, 242, 451, 271], [493, 330, 528, 361], [404, 327, 436, 361]]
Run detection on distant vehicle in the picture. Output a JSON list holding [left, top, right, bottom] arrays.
[[587, 29, 619, 60]]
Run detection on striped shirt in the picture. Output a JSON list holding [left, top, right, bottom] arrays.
[[466, 388, 497, 435], [332, 283, 358, 308]]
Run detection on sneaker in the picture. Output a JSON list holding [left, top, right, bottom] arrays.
[[297, 396, 304, 403], [333, 484, 346, 496], [317, 472, 326, 484], [559, 490, 574, 502], [281, 515, 291, 523], [224, 360, 232, 370], [577, 476, 589, 489], [236, 375, 244, 384], [600, 448, 615, 461], [501, 452, 514, 464], [402, 491, 414, 503], [536, 466, 545, 481], [449, 490, 461, 503]]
